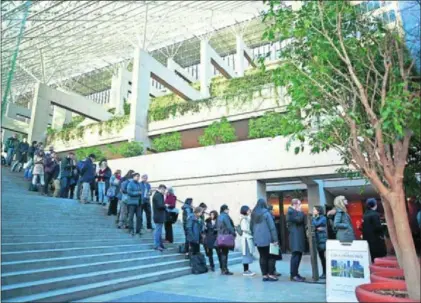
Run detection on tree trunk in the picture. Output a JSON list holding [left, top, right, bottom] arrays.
[[381, 196, 402, 266], [390, 188, 420, 301]]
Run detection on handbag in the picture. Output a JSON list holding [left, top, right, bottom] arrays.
[[216, 234, 235, 249], [106, 186, 116, 198]]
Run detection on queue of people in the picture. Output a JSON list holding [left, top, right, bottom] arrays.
[[4, 132, 393, 281]]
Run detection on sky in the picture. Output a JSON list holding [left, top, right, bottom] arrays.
[[399, 1, 421, 73]]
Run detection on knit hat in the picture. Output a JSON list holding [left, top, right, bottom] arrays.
[[366, 198, 377, 209]]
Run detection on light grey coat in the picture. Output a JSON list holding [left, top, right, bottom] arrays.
[[240, 215, 255, 256]]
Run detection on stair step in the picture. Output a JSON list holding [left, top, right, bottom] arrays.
[[2, 257, 243, 303]]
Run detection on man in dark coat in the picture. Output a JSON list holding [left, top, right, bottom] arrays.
[[362, 198, 387, 262], [182, 198, 194, 258], [11, 137, 29, 172], [5, 133, 18, 166], [287, 199, 306, 282], [186, 207, 205, 255], [152, 184, 167, 251], [59, 152, 76, 198]]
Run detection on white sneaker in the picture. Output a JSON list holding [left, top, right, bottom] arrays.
[[243, 270, 256, 276]]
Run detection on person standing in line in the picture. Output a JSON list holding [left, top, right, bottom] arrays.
[[52, 154, 61, 198], [216, 204, 236, 275], [59, 152, 76, 198], [25, 141, 37, 170], [68, 163, 79, 199], [11, 137, 29, 172], [4, 133, 18, 166], [117, 170, 135, 229], [198, 203, 208, 252], [362, 198, 387, 263], [312, 205, 327, 279], [80, 154, 96, 204], [164, 187, 177, 243], [31, 149, 45, 193], [139, 174, 153, 232], [250, 199, 278, 281], [204, 211, 220, 272], [43, 151, 57, 196], [107, 169, 122, 216], [182, 198, 194, 259], [268, 205, 282, 277], [152, 184, 167, 251], [333, 195, 355, 242], [97, 160, 112, 206], [287, 198, 306, 282], [90, 161, 98, 203], [187, 207, 204, 255], [126, 173, 142, 236], [239, 205, 256, 276]]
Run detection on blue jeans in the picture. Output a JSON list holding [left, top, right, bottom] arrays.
[[60, 177, 69, 198], [98, 181, 107, 203], [6, 148, 14, 166], [154, 223, 164, 249]]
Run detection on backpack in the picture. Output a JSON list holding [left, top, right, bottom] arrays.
[[190, 253, 208, 275]]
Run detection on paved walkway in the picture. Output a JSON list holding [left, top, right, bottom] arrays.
[[78, 255, 326, 302]]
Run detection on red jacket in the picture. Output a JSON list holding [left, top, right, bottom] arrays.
[[165, 194, 177, 209]]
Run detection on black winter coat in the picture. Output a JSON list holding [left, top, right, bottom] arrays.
[[362, 209, 387, 261], [286, 207, 306, 253], [186, 215, 203, 244], [204, 219, 218, 249], [152, 191, 166, 224], [182, 203, 193, 230]]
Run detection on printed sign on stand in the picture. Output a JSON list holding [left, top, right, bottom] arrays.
[[326, 240, 371, 302]]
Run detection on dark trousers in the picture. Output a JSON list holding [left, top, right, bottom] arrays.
[[290, 251, 303, 278], [183, 227, 190, 254], [76, 179, 82, 200], [205, 247, 221, 269], [44, 172, 54, 195], [164, 221, 173, 243], [218, 247, 229, 271], [318, 250, 326, 275], [69, 183, 76, 199], [127, 204, 142, 233], [139, 200, 152, 229], [191, 242, 200, 255], [60, 177, 70, 198], [257, 246, 276, 276], [108, 197, 118, 215]]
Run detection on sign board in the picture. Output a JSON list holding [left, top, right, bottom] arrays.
[[326, 240, 371, 302]]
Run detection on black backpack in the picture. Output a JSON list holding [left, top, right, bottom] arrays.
[[190, 253, 208, 275]]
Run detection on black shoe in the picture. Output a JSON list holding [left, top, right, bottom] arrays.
[[223, 271, 233, 276], [297, 274, 306, 280], [267, 276, 279, 282], [274, 271, 282, 277], [290, 276, 305, 282], [209, 266, 215, 272], [319, 274, 326, 280]]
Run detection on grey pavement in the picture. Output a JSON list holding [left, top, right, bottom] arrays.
[[78, 255, 327, 302]]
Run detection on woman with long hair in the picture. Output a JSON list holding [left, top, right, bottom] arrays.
[[251, 198, 278, 281], [333, 195, 355, 242], [240, 205, 256, 276], [107, 169, 122, 216], [164, 187, 177, 243], [117, 169, 135, 228], [204, 210, 220, 272]]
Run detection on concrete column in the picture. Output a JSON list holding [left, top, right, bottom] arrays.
[[130, 47, 151, 149], [307, 184, 322, 210], [28, 83, 48, 143], [110, 68, 132, 116], [52, 106, 72, 130], [235, 35, 245, 77], [200, 39, 212, 99]]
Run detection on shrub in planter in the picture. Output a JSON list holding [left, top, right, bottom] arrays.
[[356, 282, 418, 303]]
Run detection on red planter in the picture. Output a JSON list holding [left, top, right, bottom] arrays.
[[370, 264, 399, 273], [371, 269, 405, 283], [356, 281, 418, 303]]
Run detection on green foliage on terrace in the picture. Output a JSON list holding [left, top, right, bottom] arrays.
[[46, 115, 129, 144], [248, 111, 298, 139], [152, 132, 182, 152], [75, 142, 143, 161], [148, 69, 277, 122], [198, 117, 237, 146], [75, 146, 105, 161]]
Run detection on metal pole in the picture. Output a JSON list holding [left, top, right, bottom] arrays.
[[1, 1, 31, 119], [307, 213, 320, 282]]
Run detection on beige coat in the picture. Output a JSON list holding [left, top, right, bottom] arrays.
[[32, 155, 44, 175], [240, 215, 255, 256]]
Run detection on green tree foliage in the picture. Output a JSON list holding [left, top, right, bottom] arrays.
[[118, 142, 143, 157], [152, 132, 182, 152], [198, 117, 237, 146], [263, 1, 420, 299]]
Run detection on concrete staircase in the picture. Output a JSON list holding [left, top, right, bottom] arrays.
[[1, 168, 242, 302]]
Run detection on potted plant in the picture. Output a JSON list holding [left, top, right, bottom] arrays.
[[262, 1, 421, 301], [356, 282, 418, 303], [371, 269, 405, 283]]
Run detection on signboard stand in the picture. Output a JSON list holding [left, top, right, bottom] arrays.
[[326, 240, 371, 302]]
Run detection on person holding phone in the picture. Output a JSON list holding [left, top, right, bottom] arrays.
[[250, 198, 279, 282], [287, 199, 306, 282]]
